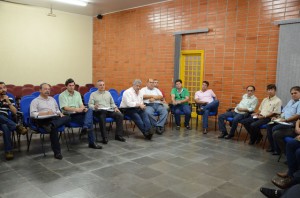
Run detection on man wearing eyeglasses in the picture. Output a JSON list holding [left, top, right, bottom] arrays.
[[171, 79, 191, 130], [267, 86, 300, 155], [218, 85, 258, 139], [240, 84, 282, 145], [140, 78, 168, 135]]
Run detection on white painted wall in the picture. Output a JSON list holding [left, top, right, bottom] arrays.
[[0, 2, 93, 86]]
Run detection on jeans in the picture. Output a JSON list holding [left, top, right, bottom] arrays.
[[218, 111, 248, 136], [200, 100, 219, 129], [0, 114, 16, 152], [95, 110, 124, 138], [286, 140, 300, 177], [35, 116, 71, 154], [173, 104, 191, 126], [145, 103, 168, 127], [267, 123, 294, 153], [70, 109, 95, 143], [125, 108, 152, 134], [239, 117, 271, 142]]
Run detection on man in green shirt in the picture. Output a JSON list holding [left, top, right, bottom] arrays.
[[171, 79, 191, 130], [59, 78, 102, 149]]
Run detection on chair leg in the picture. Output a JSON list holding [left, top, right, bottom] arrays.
[[244, 132, 248, 143], [27, 133, 33, 152], [196, 115, 199, 130], [262, 135, 268, 149], [40, 134, 46, 157], [237, 125, 243, 141], [215, 116, 217, 131], [62, 132, 69, 151], [278, 153, 282, 162]]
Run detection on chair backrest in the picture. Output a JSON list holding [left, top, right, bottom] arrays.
[[21, 87, 34, 97], [50, 86, 61, 96], [12, 86, 23, 99], [89, 87, 98, 92], [61, 87, 67, 92], [75, 84, 79, 91], [6, 92, 16, 102], [83, 91, 92, 106], [119, 90, 125, 97], [31, 91, 40, 97], [23, 84, 34, 88], [20, 96, 35, 126], [56, 84, 65, 88], [33, 85, 40, 92], [117, 96, 122, 108], [109, 89, 119, 105], [85, 83, 94, 89], [78, 86, 89, 96], [53, 94, 61, 110], [6, 84, 15, 89]]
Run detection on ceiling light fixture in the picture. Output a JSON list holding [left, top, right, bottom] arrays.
[[54, 0, 88, 7]]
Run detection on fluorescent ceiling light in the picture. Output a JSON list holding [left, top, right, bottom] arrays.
[[54, 0, 88, 7]]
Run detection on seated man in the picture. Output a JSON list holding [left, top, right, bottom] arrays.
[[267, 86, 300, 155], [272, 123, 300, 189], [171, 79, 191, 130], [30, 83, 71, 160], [153, 79, 169, 111], [194, 81, 219, 134], [240, 84, 282, 145], [0, 82, 27, 160], [89, 80, 126, 144], [140, 78, 168, 135], [120, 79, 153, 140], [218, 85, 258, 139], [59, 78, 102, 149]]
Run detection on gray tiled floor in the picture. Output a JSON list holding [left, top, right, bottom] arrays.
[[0, 121, 286, 198]]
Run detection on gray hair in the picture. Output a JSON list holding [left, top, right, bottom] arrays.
[[133, 79, 142, 86]]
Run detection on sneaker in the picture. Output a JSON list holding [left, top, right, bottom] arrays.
[[5, 151, 14, 160], [176, 126, 180, 130], [185, 125, 191, 130], [54, 153, 63, 160], [16, 124, 28, 135]]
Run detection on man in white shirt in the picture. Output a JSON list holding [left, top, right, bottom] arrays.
[[120, 79, 153, 140], [140, 78, 168, 135], [218, 85, 258, 139]]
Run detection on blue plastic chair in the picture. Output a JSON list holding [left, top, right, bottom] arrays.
[[89, 87, 98, 92], [108, 89, 119, 106], [31, 91, 40, 97], [117, 96, 135, 135], [20, 96, 69, 156]]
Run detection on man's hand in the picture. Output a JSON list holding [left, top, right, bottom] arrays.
[[114, 107, 120, 113], [139, 104, 146, 110], [149, 98, 155, 102], [59, 113, 64, 117], [295, 135, 300, 141]]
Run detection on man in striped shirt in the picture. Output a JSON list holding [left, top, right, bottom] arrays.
[[0, 82, 27, 160]]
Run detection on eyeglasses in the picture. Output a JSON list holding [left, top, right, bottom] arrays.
[[247, 90, 254, 92]]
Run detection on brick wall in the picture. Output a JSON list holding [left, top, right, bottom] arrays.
[[93, 0, 300, 112]]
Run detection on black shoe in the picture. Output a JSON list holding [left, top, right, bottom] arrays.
[[256, 134, 263, 144], [218, 133, 227, 138], [176, 126, 180, 130], [248, 140, 255, 145], [202, 128, 207, 134], [266, 148, 275, 153], [225, 134, 234, 139], [89, 143, 103, 149], [115, 135, 126, 142], [185, 125, 191, 130], [156, 127, 164, 135], [272, 152, 280, 156], [260, 187, 281, 198], [102, 138, 108, 144], [80, 128, 88, 138], [54, 153, 63, 160], [144, 131, 153, 140]]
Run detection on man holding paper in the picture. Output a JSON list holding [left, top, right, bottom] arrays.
[[59, 78, 102, 149], [89, 80, 126, 144], [240, 84, 282, 145], [30, 83, 71, 160], [267, 86, 300, 155]]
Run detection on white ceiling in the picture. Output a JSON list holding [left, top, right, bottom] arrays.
[[2, 0, 171, 16]]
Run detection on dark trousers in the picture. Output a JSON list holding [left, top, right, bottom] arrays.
[[267, 123, 295, 153], [95, 110, 124, 139], [286, 139, 300, 177], [173, 104, 191, 127], [240, 117, 271, 142], [218, 111, 249, 136], [35, 116, 70, 154], [0, 114, 16, 152], [125, 108, 152, 134], [69, 109, 95, 143]]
